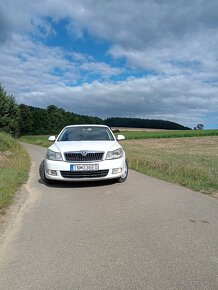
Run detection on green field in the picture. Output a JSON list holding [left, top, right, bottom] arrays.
[[19, 132, 218, 195], [0, 132, 30, 212], [119, 129, 218, 139]]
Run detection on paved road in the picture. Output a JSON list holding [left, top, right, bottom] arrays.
[[0, 143, 218, 290]]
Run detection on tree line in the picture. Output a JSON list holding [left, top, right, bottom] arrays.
[[0, 85, 190, 137], [19, 104, 103, 135], [105, 117, 191, 130]]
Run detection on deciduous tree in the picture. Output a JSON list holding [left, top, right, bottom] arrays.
[[0, 85, 20, 136]]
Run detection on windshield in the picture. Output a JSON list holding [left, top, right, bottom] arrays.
[[57, 126, 115, 141]]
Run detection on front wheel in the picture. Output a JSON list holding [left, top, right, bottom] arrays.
[[118, 160, 128, 183], [39, 160, 54, 185]]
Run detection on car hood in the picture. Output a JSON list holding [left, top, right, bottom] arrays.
[[49, 141, 121, 153]]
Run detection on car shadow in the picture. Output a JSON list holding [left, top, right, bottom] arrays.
[[38, 178, 117, 188]]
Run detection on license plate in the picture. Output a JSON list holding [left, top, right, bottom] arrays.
[[70, 164, 99, 171]]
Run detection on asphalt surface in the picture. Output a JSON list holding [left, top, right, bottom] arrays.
[[0, 143, 218, 290]]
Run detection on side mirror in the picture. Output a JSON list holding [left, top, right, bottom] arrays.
[[48, 136, 56, 142], [117, 134, 125, 141]]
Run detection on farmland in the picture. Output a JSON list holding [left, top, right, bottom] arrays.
[[115, 129, 218, 140], [122, 137, 218, 195]]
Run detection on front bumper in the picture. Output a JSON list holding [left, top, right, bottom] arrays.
[[44, 158, 125, 181]]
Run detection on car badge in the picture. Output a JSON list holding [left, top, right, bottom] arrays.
[[81, 151, 87, 156]]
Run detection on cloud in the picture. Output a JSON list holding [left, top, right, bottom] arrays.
[[0, 34, 123, 100], [0, 0, 218, 128], [9, 73, 218, 129], [66, 20, 84, 39], [80, 62, 122, 77]]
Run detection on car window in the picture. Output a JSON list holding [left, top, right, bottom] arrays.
[[57, 126, 115, 141]]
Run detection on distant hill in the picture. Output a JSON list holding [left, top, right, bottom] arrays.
[[105, 117, 191, 130]]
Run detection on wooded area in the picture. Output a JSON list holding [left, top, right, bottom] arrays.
[[105, 117, 190, 130]]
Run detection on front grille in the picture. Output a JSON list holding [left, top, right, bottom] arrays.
[[64, 152, 104, 162], [60, 170, 109, 179]]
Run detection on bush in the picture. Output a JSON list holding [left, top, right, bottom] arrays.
[[112, 129, 120, 133]]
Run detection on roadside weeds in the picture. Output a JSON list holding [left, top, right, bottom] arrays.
[[0, 132, 30, 213]]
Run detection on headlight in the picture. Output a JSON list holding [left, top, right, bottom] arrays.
[[106, 148, 123, 160], [47, 149, 63, 161]]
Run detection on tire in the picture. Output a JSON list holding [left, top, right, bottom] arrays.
[[39, 160, 54, 185], [118, 160, 128, 183]]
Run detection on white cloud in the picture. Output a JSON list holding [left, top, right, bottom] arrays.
[[9, 74, 217, 129], [80, 62, 122, 77], [66, 20, 84, 39], [0, 0, 218, 128]]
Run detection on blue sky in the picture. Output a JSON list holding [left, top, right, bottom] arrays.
[[0, 0, 218, 129]]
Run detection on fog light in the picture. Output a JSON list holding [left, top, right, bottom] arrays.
[[112, 168, 122, 174], [47, 169, 57, 176]]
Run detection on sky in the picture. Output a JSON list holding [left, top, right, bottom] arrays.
[[0, 0, 218, 129]]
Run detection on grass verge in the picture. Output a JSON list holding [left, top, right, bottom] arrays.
[[0, 132, 30, 213]]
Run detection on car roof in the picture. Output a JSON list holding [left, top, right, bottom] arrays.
[[65, 124, 109, 128]]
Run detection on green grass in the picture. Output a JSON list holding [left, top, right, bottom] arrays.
[[19, 135, 51, 147], [0, 132, 30, 212], [119, 129, 218, 140], [19, 133, 218, 195]]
